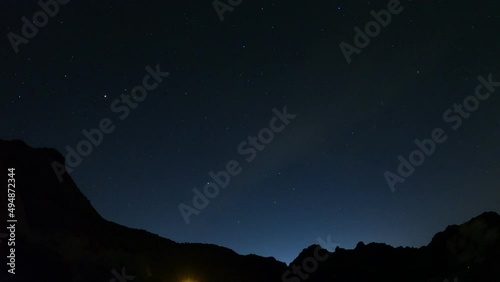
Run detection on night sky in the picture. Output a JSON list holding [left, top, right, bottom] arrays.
[[2, 0, 500, 264]]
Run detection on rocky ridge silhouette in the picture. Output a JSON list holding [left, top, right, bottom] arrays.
[[0, 139, 498, 282]]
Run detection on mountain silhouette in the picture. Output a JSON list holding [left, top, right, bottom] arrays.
[[0, 139, 499, 282]]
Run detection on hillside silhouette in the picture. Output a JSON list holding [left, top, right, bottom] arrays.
[[0, 139, 499, 282]]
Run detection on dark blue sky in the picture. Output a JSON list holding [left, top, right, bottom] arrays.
[[2, 0, 500, 263]]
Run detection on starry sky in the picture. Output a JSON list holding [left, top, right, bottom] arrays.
[[2, 0, 500, 264]]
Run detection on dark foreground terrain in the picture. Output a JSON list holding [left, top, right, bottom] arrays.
[[0, 139, 499, 282]]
